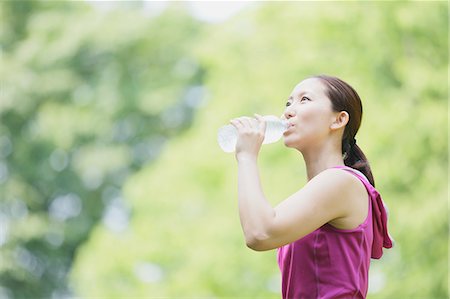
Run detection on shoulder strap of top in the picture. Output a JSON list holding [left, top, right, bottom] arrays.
[[331, 165, 394, 259], [331, 165, 371, 187]]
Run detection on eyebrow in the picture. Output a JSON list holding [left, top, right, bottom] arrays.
[[287, 91, 312, 101]]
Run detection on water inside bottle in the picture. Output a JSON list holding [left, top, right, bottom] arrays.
[[263, 117, 288, 144], [217, 125, 237, 153], [217, 116, 288, 153]]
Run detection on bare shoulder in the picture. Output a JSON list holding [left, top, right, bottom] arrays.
[[265, 167, 368, 249], [314, 168, 369, 229], [308, 168, 365, 193], [307, 167, 368, 213], [291, 167, 366, 214]]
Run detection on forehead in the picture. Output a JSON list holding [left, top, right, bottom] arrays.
[[291, 78, 327, 98]]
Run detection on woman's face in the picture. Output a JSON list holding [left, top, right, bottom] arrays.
[[282, 78, 338, 150]]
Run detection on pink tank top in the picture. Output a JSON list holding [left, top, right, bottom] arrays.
[[277, 166, 393, 299]]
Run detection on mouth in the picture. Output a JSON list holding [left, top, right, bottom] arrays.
[[283, 123, 295, 135]]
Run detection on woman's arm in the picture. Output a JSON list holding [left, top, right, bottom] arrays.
[[229, 115, 275, 248], [230, 115, 361, 251], [237, 162, 356, 251], [236, 155, 275, 249]]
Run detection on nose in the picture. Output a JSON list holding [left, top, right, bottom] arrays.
[[283, 107, 295, 120]]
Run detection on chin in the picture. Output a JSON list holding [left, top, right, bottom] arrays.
[[283, 135, 304, 151], [283, 137, 295, 148]]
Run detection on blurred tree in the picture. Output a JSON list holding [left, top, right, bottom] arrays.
[[1, 1, 448, 298], [0, 1, 205, 298], [71, 1, 447, 298]]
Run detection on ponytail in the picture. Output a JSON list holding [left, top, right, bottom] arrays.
[[343, 139, 375, 187], [311, 74, 375, 187]]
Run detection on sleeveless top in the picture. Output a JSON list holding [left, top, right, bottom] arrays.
[[277, 165, 393, 299]]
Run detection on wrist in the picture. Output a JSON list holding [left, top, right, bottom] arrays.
[[236, 152, 258, 163]]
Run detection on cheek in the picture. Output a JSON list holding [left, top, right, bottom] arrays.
[[284, 105, 333, 148], [299, 107, 331, 133], [299, 107, 324, 125]]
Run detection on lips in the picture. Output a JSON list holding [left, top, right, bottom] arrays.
[[283, 123, 295, 135]]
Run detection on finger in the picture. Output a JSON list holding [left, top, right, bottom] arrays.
[[229, 119, 243, 130], [250, 116, 262, 131], [233, 118, 251, 133], [239, 117, 254, 130], [254, 114, 266, 134]]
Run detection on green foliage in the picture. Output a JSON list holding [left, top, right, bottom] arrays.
[[72, 1, 448, 298], [1, 1, 448, 298], [0, 1, 204, 298]]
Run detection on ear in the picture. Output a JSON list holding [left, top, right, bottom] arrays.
[[330, 111, 349, 131]]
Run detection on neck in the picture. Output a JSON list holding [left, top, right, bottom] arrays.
[[300, 141, 344, 181]]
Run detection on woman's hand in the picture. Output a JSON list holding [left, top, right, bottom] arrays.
[[230, 114, 266, 161]]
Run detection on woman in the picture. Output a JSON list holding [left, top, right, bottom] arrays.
[[229, 75, 393, 299]]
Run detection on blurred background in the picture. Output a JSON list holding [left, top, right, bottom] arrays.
[[0, 1, 448, 298]]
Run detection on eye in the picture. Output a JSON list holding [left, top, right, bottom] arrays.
[[285, 101, 292, 107], [300, 96, 310, 102]]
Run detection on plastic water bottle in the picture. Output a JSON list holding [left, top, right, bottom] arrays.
[[217, 115, 288, 153]]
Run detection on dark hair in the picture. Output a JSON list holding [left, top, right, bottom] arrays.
[[312, 75, 375, 187]]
